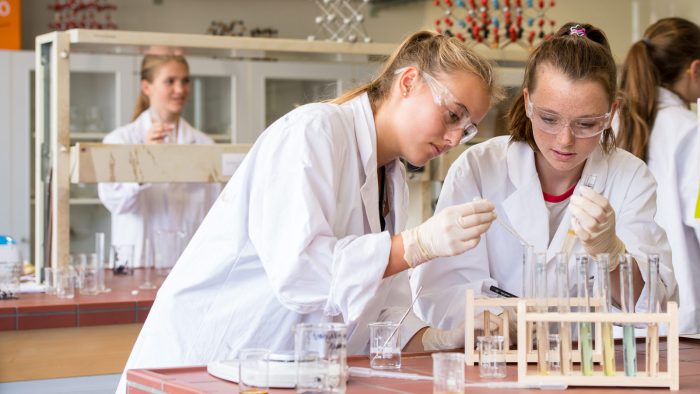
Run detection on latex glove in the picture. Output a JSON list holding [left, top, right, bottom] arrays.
[[402, 200, 496, 268], [422, 322, 465, 351], [568, 186, 626, 267]]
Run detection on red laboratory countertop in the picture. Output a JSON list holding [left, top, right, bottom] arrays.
[[0, 268, 164, 331], [126, 339, 700, 393]]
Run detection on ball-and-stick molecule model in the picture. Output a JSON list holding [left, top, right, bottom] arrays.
[[308, 0, 372, 43]]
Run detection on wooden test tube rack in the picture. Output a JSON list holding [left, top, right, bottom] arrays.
[[515, 299, 679, 390], [464, 289, 604, 366]]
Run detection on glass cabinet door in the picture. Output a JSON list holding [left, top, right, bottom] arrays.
[[265, 78, 337, 127], [182, 75, 232, 142]]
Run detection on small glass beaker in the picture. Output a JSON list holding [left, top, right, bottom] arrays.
[[111, 244, 134, 276], [294, 323, 347, 394], [44, 267, 56, 295], [238, 348, 270, 394], [79, 253, 99, 295], [153, 230, 183, 276], [548, 334, 561, 372], [432, 352, 464, 394], [56, 266, 77, 299], [369, 322, 401, 369], [477, 335, 506, 378], [0, 260, 21, 294]]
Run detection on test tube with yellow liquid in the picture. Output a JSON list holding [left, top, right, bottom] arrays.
[[619, 253, 637, 376], [596, 253, 616, 376], [576, 254, 594, 376], [555, 252, 572, 375]]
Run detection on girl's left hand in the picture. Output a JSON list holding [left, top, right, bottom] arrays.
[[568, 186, 626, 259]]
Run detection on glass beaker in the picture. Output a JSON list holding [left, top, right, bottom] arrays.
[[238, 348, 270, 394], [153, 229, 183, 276], [369, 322, 401, 369], [294, 323, 347, 394], [79, 253, 99, 295], [432, 352, 465, 393], [111, 244, 134, 276], [477, 335, 506, 378]]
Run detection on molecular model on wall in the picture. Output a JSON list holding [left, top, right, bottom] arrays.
[[308, 0, 372, 43], [434, 0, 556, 49], [47, 0, 117, 31]]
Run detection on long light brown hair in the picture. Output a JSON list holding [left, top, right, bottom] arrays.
[[333, 30, 503, 108], [508, 22, 618, 153], [617, 17, 700, 161], [131, 54, 189, 121]]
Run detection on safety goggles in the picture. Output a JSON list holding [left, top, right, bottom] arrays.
[[395, 67, 479, 144], [526, 96, 611, 138]]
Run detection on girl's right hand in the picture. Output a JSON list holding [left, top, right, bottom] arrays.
[[145, 122, 174, 144]]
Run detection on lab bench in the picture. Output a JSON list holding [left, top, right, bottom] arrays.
[[0, 269, 164, 382], [126, 340, 700, 393]]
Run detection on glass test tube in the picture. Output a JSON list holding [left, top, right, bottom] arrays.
[[561, 174, 598, 258], [646, 254, 660, 377], [596, 254, 616, 376], [534, 252, 549, 375], [555, 252, 572, 375], [576, 254, 594, 376], [523, 244, 535, 354], [619, 253, 637, 376]]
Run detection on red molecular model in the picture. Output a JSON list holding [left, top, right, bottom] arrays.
[[47, 0, 117, 31], [433, 0, 556, 49]]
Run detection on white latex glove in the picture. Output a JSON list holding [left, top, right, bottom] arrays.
[[402, 200, 496, 268], [422, 322, 465, 351], [568, 186, 626, 267]]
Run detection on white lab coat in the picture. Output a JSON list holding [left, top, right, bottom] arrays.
[[116, 93, 426, 393], [98, 111, 221, 266], [646, 87, 700, 334], [410, 136, 678, 329]]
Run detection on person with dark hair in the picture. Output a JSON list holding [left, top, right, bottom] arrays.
[[616, 17, 700, 334], [116, 30, 503, 392], [98, 54, 221, 266], [411, 22, 677, 330]]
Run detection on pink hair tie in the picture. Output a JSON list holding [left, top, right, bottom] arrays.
[[569, 25, 587, 37]]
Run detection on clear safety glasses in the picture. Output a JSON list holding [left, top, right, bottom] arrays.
[[395, 67, 479, 144], [526, 96, 611, 138]]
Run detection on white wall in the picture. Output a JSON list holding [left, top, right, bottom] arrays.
[[21, 0, 700, 59]]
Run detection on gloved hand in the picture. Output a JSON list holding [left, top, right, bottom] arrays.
[[402, 200, 496, 268], [422, 322, 465, 351], [568, 186, 626, 269]]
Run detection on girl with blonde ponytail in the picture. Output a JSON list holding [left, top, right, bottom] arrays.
[[99, 54, 221, 271], [117, 30, 502, 392], [617, 17, 700, 334]]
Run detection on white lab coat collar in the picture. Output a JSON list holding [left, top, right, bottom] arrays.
[[502, 141, 608, 258], [351, 93, 406, 234], [657, 86, 687, 110]]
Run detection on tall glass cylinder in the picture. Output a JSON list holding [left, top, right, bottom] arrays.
[[534, 252, 549, 375], [576, 254, 593, 376], [647, 253, 660, 377], [596, 253, 616, 376], [95, 232, 110, 293], [555, 252, 572, 375], [619, 253, 637, 376]]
